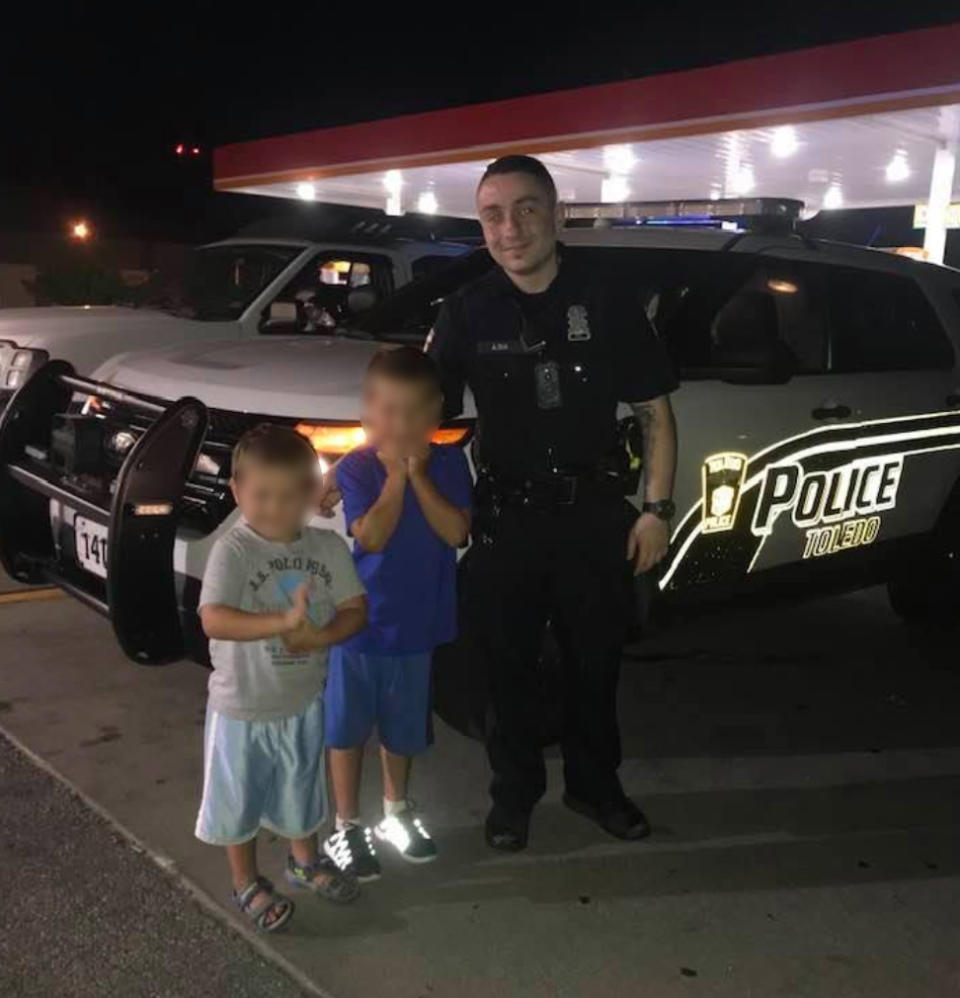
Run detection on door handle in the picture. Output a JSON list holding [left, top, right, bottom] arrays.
[[811, 402, 851, 420]]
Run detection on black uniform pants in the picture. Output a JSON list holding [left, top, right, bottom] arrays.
[[463, 494, 633, 814]]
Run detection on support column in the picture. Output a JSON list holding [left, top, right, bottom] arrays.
[[923, 142, 957, 265]]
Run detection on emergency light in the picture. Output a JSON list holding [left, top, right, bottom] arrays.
[[563, 197, 803, 234]]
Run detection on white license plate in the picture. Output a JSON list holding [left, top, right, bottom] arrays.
[[73, 515, 109, 579]]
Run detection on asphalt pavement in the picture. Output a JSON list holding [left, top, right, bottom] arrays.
[[0, 580, 959, 997], [0, 732, 308, 998]]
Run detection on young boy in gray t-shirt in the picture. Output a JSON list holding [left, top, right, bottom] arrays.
[[194, 424, 367, 932]]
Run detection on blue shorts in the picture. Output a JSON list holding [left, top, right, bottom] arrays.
[[195, 696, 327, 846], [325, 647, 433, 756]]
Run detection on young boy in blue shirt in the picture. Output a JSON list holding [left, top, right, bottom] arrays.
[[323, 346, 472, 881]]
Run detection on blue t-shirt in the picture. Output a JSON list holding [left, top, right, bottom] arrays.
[[338, 443, 473, 654]]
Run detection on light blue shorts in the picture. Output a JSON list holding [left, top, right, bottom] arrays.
[[195, 696, 327, 846]]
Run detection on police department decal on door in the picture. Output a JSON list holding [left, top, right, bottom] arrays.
[[701, 453, 747, 534], [658, 410, 960, 592], [753, 456, 901, 559]]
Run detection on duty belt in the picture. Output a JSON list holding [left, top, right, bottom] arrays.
[[478, 467, 622, 508]]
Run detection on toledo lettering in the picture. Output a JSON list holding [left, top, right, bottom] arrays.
[[751, 456, 903, 559]]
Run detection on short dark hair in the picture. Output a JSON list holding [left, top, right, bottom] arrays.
[[479, 155, 557, 205], [365, 346, 442, 399], [231, 422, 317, 481]]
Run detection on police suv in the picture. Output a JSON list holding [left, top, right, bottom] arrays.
[[2, 198, 959, 682], [0, 223, 468, 409]]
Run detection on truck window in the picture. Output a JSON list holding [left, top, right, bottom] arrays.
[[826, 268, 954, 373], [264, 252, 394, 334], [411, 254, 464, 280], [170, 245, 303, 321]]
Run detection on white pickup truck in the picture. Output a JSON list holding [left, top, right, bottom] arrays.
[[0, 233, 468, 405], [2, 200, 960, 741]]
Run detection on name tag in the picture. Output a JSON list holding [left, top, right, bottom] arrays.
[[477, 340, 527, 356]]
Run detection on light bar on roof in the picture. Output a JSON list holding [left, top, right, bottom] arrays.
[[563, 197, 803, 223]]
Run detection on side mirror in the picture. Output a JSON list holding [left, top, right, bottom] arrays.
[[347, 287, 378, 315], [260, 300, 299, 332]]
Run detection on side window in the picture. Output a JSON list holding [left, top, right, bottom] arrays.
[[262, 252, 394, 334], [576, 248, 826, 378], [411, 254, 462, 280], [826, 268, 953, 373], [705, 263, 827, 375]]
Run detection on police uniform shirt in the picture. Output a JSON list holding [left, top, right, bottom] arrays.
[[427, 249, 678, 477]]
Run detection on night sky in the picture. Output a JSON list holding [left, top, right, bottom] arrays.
[[1, 3, 956, 243]]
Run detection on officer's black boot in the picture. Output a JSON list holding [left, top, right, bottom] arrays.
[[484, 803, 532, 852], [562, 792, 651, 841]]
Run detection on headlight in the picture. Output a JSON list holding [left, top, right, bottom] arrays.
[[293, 422, 471, 464], [0, 345, 48, 393], [294, 423, 368, 458]]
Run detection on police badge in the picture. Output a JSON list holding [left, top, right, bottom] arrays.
[[701, 452, 747, 533], [566, 304, 591, 341]]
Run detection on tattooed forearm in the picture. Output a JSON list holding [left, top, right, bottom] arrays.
[[630, 395, 677, 501]]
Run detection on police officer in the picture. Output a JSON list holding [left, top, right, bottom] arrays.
[[427, 155, 678, 850]]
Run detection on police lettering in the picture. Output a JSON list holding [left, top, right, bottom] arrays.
[[802, 516, 881, 559], [752, 456, 903, 536]]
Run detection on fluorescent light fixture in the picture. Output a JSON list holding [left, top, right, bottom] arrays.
[[732, 165, 755, 195], [383, 169, 403, 193], [770, 126, 798, 158], [885, 151, 910, 183], [383, 170, 404, 216], [600, 175, 630, 203], [822, 184, 843, 210], [603, 144, 636, 174], [295, 181, 316, 201], [417, 190, 438, 214]]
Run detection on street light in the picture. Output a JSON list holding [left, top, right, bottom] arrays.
[[70, 220, 92, 242]]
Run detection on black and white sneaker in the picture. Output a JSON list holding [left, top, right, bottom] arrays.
[[323, 823, 381, 882], [374, 808, 438, 864]]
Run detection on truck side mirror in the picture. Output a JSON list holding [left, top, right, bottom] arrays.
[[260, 300, 299, 332]]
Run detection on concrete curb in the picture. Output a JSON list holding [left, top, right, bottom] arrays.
[[0, 724, 337, 998]]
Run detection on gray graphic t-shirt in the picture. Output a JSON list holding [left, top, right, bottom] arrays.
[[199, 521, 365, 721]]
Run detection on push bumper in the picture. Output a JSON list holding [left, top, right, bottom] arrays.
[[0, 360, 208, 664]]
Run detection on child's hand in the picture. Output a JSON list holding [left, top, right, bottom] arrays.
[[282, 582, 311, 633], [282, 619, 324, 653], [406, 443, 430, 479], [376, 444, 408, 479]]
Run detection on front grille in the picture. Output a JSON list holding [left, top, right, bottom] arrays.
[[68, 386, 472, 536]]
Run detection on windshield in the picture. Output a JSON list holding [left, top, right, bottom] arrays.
[[352, 249, 493, 343], [161, 244, 303, 321]]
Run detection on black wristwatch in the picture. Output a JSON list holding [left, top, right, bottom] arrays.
[[642, 498, 675, 521]]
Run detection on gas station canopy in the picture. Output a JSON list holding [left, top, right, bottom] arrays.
[[214, 24, 960, 260]]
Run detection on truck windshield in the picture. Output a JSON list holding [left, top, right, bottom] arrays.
[[352, 249, 493, 343], [164, 244, 303, 321]]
